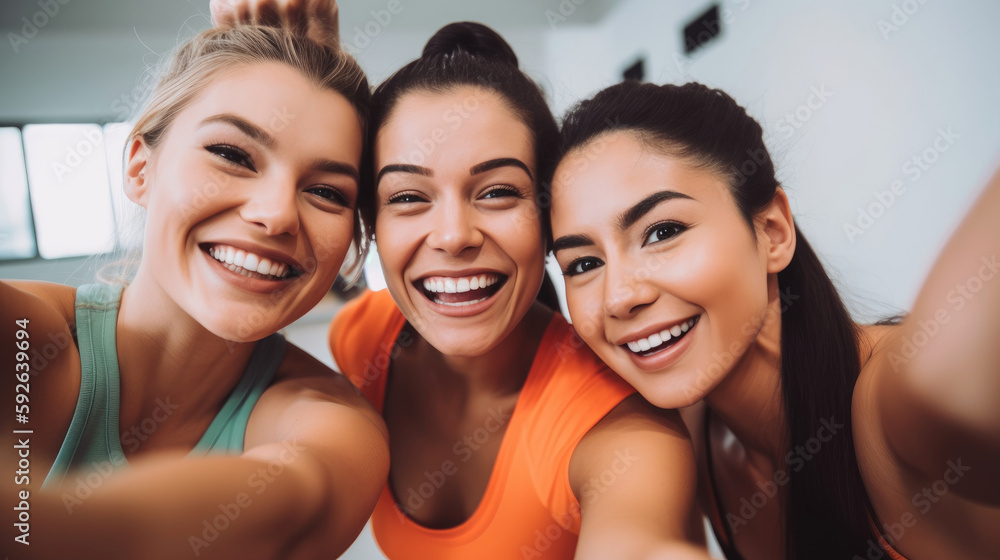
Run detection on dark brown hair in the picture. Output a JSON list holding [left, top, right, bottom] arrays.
[[559, 80, 870, 559]]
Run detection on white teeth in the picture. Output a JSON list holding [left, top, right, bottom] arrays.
[[206, 244, 294, 280], [435, 296, 491, 307], [624, 317, 698, 354], [243, 253, 259, 272], [422, 273, 501, 294]]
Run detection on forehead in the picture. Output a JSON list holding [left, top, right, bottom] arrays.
[[172, 62, 362, 154], [375, 87, 534, 173], [551, 132, 731, 227]]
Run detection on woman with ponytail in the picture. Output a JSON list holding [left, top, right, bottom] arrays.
[[550, 80, 1000, 560]]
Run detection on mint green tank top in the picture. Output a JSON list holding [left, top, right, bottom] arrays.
[[42, 283, 286, 488]]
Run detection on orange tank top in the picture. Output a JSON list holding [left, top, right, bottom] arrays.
[[329, 290, 636, 559]]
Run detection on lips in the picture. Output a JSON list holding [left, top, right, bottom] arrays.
[[621, 315, 700, 356], [202, 243, 300, 281], [415, 272, 506, 307]]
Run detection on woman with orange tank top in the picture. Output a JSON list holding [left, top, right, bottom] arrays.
[[211, 2, 713, 558]]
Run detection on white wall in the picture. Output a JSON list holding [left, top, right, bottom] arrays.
[[544, 0, 1000, 320]]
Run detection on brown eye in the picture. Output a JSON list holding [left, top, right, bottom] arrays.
[[643, 222, 686, 247], [307, 186, 349, 207], [386, 192, 427, 204], [481, 185, 521, 199], [563, 257, 603, 277], [206, 144, 257, 172]]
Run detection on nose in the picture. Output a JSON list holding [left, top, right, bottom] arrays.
[[425, 197, 484, 256], [239, 179, 300, 237], [603, 253, 658, 319]]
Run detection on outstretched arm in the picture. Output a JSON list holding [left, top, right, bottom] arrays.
[[571, 394, 711, 560], [23, 352, 389, 560], [210, 0, 340, 46], [877, 164, 1000, 504]]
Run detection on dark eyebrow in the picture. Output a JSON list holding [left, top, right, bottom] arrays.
[[552, 234, 595, 254], [311, 159, 360, 183], [200, 114, 276, 150], [375, 164, 433, 187], [617, 190, 695, 231], [470, 158, 533, 181]]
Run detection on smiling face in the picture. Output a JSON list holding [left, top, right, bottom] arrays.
[[551, 132, 775, 408], [373, 86, 546, 357], [126, 62, 363, 341]]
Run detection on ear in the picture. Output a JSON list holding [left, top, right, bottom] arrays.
[[758, 187, 797, 274], [124, 136, 152, 208]]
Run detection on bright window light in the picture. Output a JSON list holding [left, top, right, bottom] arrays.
[[23, 124, 117, 259], [0, 128, 36, 260]]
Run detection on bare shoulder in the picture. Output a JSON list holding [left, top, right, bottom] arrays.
[[251, 342, 385, 437], [5, 280, 77, 324], [853, 323, 900, 411], [597, 393, 691, 437], [0, 280, 82, 470], [573, 394, 693, 474], [852, 323, 900, 440], [272, 342, 366, 402]]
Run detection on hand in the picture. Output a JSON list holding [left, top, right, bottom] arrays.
[[209, 0, 340, 46]]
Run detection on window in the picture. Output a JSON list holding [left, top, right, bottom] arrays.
[[0, 122, 135, 262], [0, 128, 36, 260]]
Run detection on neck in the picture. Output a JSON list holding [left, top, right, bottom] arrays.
[[115, 269, 256, 423], [414, 302, 554, 399], [704, 275, 787, 470]]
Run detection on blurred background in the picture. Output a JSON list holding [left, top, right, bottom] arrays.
[[2, 0, 999, 558]]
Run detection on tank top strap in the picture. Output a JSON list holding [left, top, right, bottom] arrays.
[[43, 283, 128, 488], [190, 333, 287, 454]]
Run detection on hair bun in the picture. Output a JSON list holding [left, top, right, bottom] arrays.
[[421, 22, 519, 68]]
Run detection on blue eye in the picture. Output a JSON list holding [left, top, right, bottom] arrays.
[[643, 222, 686, 247], [205, 144, 257, 172], [563, 257, 603, 277]]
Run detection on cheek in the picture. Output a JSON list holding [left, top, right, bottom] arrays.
[[500, 206, 545, 261], [686, 234, 769, 346], [565, 283, 607, 350], [308, 216, 356, 278]]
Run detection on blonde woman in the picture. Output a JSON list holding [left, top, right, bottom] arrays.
[[1, 26, 388, 559]]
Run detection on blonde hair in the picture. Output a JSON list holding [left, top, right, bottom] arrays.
[[117, 26, 372, 285]]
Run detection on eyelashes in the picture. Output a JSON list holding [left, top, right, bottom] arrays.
[[384, 184, 526, 205], [385, 191, 426, 204], [642, 221, 687, 247], [481, 184, 524, 199], [205, 142, 352, 208], [562, 257, 604, 277], [561, 221, 689, 278], [205, 143, 257, 172]]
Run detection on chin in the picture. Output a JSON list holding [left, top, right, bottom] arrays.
[[193, 307, 285, 343], [617, 367, 716, 410]]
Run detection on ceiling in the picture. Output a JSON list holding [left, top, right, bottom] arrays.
[[0, 0, 622, 35]]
